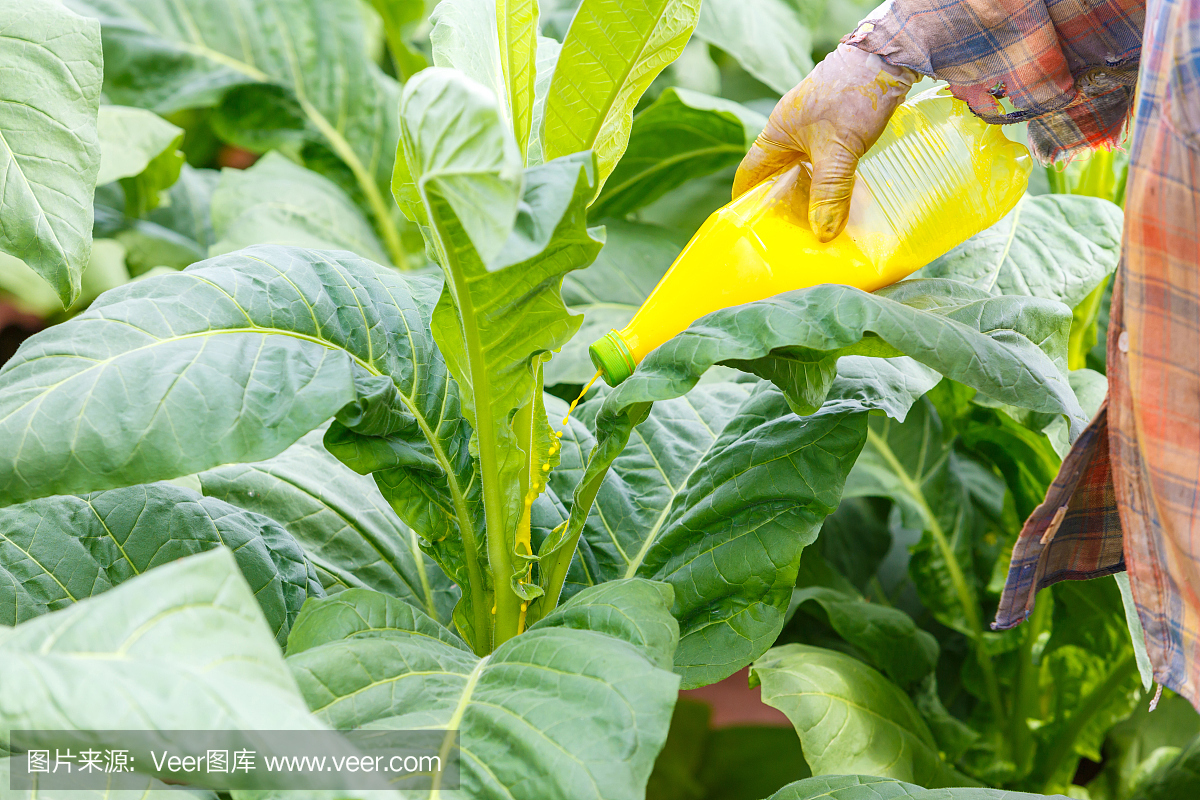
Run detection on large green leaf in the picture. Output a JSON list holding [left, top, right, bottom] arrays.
[[96, 105, 184, 215], [67, 0, 408, 266], [525, 34, 562, 166], [317, 264, 484, 649], [0, 0, 103, 307], [287, 579, 680, 799], [113, 165, 219, 274], [590, 88, 765, 219], [788, 587, 938, 691], [541, 0, 701, 191], [542, 280, 1083, 668], [498, 0, 539, 159], [914, 792, 1066, 799], [431, 0, 538, 159], [1027, 578, 1142, 793], [543, 382, 866, 688], [915, 195, 1122, 310], [429, 0, 510, 128], [285, 586, 468, 655], [396, 68, 603, 643], [392, 67, 522, 254], [693, 0, 813, 95], [0, 246, 433, 506], [599, 279, 1083, 426], [548, 219, 684, 385], [0, 482, 319, 643], [752, 644, 964, 787], [843, 398, 1006, 638], [0, 549, 323, 755], [210, 153, 389, 264], [769, 779, 1067, 800], [766, 775, 924, 800], [196, 428, 458, 627], [0, 758, 218, 800]]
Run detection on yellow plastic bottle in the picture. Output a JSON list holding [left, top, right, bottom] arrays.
[[588, 88, 1033, 386]]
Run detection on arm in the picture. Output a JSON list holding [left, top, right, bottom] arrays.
[[847, 0, 1144, 160], [736, 0, 1145, 241]]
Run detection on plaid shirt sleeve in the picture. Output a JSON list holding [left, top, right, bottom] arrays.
[[976, 0, 1200, 711], [844, 0, 1146, 163]]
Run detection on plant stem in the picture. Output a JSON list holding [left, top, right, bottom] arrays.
[[1046, 165, 1070, 195], [301, 99, 409, 269], [1068, 277, 1109, 371], [320, 343, 489, 653], [1037, 652, 1137, 794], [866, 427, 1007, 730], [1011, 592, 1052, 777], [426, 216, 521, 652]]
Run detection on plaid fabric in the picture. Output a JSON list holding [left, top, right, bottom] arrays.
[[992, 399, 1125, 625], [845, 0, 1146, 163], [853, 0, 1200, 707]]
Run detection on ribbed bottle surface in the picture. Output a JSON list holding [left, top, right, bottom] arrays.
[[588, 88, 1032, 386], [847, 87, 1031, 277]]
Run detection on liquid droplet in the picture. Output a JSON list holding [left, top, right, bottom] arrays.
[[563, 370, 602, 425]]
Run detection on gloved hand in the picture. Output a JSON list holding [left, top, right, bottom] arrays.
[[733, 44, 918, 242]]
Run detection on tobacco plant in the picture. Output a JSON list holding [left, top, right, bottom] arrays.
[[0, 0, 1195, 799]]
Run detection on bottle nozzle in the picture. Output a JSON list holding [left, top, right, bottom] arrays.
[[588, 330, 636, 386]]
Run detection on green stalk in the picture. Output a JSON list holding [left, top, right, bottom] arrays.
[[301, 100, 409, 269], [1068, 277, 1109, 370], [1074, 150, 1115, 200], [1011, 593, 1052, 777], [1046, 165, 1070, 195], [866, 428, 1007, 730], [366, 0, 428, 82], [427, 221, 521, 653], [1037, 653, 1137, 794]]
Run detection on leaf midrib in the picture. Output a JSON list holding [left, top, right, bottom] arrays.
[[598, 141, 743, 204], [549, 0, 676, 153], [123, 14, 404, 266], [623, 394, 726, 579]]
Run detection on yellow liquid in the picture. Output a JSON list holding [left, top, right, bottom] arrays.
[[599, 90, 1031, 381], [563, 370, 601, 424]]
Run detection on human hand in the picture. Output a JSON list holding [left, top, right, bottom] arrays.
[[733, 44, 918, 242]]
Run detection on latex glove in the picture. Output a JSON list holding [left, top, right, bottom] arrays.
[[734, 44, 918, 242]]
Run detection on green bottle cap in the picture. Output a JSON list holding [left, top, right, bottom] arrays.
[[589, 330, 636, 386]]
